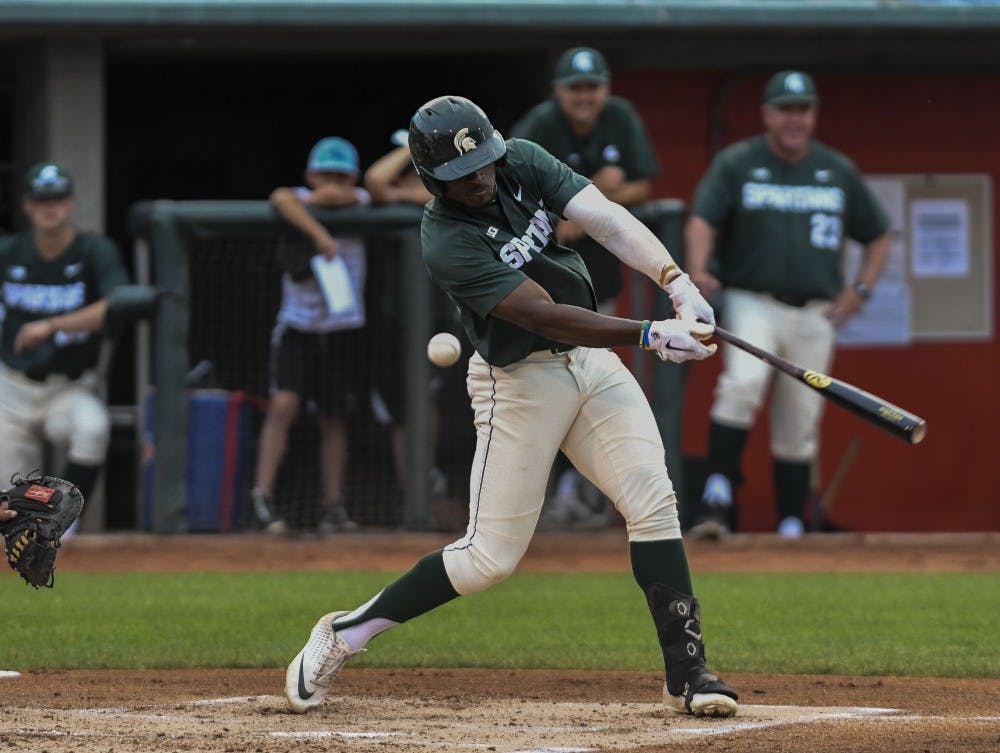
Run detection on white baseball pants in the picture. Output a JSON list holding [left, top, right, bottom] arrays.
[[0, 363, 110, 482], [442, 346, 681, 595], [710, 289, 836, 461]]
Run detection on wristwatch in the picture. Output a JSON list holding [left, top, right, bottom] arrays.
[[853, 281, 872, 301]]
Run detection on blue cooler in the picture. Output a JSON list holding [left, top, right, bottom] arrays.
[[143, 389, 251, 532]]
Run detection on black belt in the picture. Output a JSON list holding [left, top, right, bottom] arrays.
[[771, 293, 812, 308], [532, 344, 576, 356], [23, 370, 83, 383]]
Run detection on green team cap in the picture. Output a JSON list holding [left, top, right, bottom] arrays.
[[24, 162, 74, 199], [554, 47, 610, 85], [763, 70, 819, 106]]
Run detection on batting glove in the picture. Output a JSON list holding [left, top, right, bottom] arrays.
[[664, 272, 717, 326], [640, 319, 718, 364]]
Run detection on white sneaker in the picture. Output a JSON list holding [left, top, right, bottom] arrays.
[[688, 473, 733, 541], [285, 611, 361, 713], [250, 489, 289, 535], [317, 503, 360, 535], [778, 516, 804, 539], [702, 473, 732, 506]]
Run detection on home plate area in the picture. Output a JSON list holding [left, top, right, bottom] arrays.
[[8, 694, 971, 752]]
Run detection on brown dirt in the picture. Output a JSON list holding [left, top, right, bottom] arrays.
[[4, 530, 999, 752]]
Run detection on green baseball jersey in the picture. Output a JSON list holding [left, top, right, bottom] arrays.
[[422, 139, 593, 367], [0, 230, 128, 377], [511, 96, 660, 302], [511, 96, 660, 182], [691, 135, 890, 301]]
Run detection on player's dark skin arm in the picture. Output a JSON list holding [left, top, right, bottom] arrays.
[[491, 278, 643, 348]]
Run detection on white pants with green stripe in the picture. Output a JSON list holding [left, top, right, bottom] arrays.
[[442, 346, 681, 595], [711, 288, 837, 461]]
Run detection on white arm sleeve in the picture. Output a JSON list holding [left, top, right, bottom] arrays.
[[563, 183, 677, 286]]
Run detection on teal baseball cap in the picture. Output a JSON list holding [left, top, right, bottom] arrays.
[[306, 137, 359, 174], [763, 70, 819, 106], [554, 47, 610, 86], [24, 162, 74, 199]]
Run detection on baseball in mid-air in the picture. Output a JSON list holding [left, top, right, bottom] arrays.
[[427, 332, 462, 367]]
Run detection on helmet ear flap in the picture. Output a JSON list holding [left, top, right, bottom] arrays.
[[416, 167, 445, 197]]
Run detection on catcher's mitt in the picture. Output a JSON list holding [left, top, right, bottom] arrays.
[[0, 474, 84, 588]]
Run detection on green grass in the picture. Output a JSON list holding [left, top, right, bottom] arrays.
[[4, 571, 997, 677]]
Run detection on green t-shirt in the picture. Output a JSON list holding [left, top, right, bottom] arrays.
[[511, 96, 660, 302], [422, 139, 593, 367], [691, 135, 890, 301], [0, 230, 128, 377]]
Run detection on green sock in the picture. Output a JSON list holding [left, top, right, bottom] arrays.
[[630, 539, 694, 596], [336, 550, 459, 627]]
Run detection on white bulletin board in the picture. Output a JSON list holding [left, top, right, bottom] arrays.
[[838, 173, 992, 346]]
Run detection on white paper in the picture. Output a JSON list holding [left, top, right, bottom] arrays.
[[837, 177, 911, 346], [910, 199, 969, 277], [837, 279, 912, 346], [310, 254, 359, 315]]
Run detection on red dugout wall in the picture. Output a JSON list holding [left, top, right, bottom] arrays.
[[616, 70, 998, 532]]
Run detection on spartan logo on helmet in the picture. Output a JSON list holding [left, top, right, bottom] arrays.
[[453, 128, 478, 156]]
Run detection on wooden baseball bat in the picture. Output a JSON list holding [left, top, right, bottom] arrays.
[[713, 327, 927, 445]]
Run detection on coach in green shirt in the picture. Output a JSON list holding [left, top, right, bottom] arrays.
[[685, 71, 891, 540]]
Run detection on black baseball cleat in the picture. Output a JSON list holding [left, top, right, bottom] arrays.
[[663, 667, 739, 717], [285, 611, 362, 713]]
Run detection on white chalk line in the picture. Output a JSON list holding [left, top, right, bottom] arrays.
[[0, 669, 22, 678]]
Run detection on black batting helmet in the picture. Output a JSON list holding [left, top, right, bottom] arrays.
[[408, 95, 507, 196]]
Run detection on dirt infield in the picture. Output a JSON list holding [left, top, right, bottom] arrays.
[[4, 531, 999, 753]]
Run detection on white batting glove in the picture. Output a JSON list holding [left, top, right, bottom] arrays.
[[664, 272, 717, 326], [641, 319, 718, 364]]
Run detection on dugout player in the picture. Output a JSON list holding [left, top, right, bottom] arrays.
[[0, 163, 128, 525], [249, 137, 370, 535], [685, 71, 891, 540], [512, 46, 661, 528], [284, 96, 739, 719], [511, 46, 660, 305]]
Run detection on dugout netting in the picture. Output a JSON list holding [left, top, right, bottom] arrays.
[[129, 200, 686, 534]]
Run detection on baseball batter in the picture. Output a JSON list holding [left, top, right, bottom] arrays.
[[285, 96, 738, 719], [685, 71, 891, 539], [0, 162, 128, 518]]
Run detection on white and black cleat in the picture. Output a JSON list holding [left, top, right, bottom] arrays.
[[285, 611, 361, 713]]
